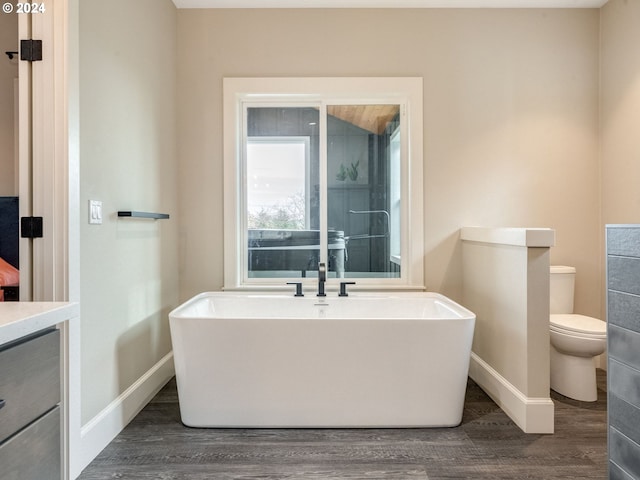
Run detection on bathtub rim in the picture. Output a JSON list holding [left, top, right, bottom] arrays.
[[170, 291, 476, 321]]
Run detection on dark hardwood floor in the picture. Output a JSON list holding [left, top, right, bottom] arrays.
[[79, 371, 608, 479]]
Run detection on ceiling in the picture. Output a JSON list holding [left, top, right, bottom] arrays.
[[328, 105, 401, 135], [172, 0, 608, 8]]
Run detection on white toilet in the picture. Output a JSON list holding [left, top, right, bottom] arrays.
[[549, 265, 607, 402]]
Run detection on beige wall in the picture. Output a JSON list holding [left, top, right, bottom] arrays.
[[79, 0, 179, 424], [0, 13, 17, 195], [176, 9, 601, 317], [601, 0, 640, 226]]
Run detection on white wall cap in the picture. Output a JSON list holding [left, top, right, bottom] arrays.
[[550, 265, 576, 274], [460, 227, 555, 247]]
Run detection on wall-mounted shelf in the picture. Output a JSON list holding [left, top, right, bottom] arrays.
[[117, 211, 169, 220]]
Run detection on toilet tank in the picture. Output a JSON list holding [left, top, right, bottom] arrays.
[[550, 265, 576, 314]]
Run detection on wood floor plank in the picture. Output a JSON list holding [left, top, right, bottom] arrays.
[[78, 372, 608, 479]]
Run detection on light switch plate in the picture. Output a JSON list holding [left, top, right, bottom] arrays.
[[89, 200, 103, 224]]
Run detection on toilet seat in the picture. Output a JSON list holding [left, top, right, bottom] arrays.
[[550, 314, 606, 338]]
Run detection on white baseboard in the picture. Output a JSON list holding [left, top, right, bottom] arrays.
[[77, 352, 175, 475], [469, 352, 555, 434]]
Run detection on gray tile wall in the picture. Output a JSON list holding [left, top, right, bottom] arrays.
[[607, 225, 640, 479]]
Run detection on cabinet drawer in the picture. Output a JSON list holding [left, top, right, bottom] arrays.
[[609, 358, 640, 409], [608, 227, 640, 258], [609, 324, 640, 372], [610, 426, 640, 479], [0, 406, 60, 480], [0, 329, 60, 442], [608, 290, 640, 332], [608, 256, 640, 296], [609, 393, 640, 447]]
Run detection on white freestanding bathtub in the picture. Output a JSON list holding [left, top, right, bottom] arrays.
[[169, 291, 476, 428]]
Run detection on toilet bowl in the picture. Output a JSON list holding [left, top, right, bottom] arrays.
[[549, 314, 607, 401], [549, 266, 607, 402]]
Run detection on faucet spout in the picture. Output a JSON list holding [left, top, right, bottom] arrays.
[[317, 262, 326, 297]]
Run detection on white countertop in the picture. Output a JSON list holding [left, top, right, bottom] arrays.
[[0, 302, 79, 345]]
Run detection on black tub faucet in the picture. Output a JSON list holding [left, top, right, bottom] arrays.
[[286, 282, 304, 297], [317, 262, 326, 297], [339, 281, 356, 297]]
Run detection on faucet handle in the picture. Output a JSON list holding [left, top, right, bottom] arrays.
[[286, 282, 304, 297], [339, 281, 356, 297]]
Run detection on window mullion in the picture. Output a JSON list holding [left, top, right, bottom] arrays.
[[319, 102, 329, 273]]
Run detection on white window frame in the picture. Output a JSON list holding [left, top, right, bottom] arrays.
[[389, 126, 402, 266], [223, 77, 424, 291]]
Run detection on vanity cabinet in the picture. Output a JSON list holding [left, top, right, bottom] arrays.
[[607, 225, 640, 479], [0, 328, 61, 480]]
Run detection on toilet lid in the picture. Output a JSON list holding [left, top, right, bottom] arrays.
[[550, 314, 607, 335]]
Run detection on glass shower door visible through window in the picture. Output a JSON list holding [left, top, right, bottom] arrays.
[[326, 104, 401, 279], [244, 107, 320, 279]]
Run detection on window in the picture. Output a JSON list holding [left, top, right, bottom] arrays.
[[223, 78, 424, 290], [246, 136, 311, 231]]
